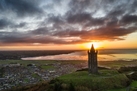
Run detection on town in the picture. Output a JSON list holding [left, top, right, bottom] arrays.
[[0, 60, 87, 90]]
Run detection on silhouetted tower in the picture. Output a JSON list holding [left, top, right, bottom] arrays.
[[88, 44, 98, 74]]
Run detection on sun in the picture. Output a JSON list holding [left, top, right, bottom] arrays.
[[79, 42, 102, 50], [84, 42, 100, 49]]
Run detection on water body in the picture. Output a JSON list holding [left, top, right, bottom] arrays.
[[23, 49, 137, 61]]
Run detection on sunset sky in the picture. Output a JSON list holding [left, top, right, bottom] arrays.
[[0, 0, 137, 50]]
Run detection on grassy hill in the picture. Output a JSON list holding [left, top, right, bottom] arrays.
[[58, 70, 130, 91]]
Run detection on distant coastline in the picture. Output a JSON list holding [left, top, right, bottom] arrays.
[[0, 49, 137, 61]]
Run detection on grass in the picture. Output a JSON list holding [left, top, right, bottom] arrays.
[[98, 61, 137, 69], [130, 81, 137, 88], [41, 65, 54, 70], [0, 60, 85, 66], [0, 60, 58, 66], [99, 69, 119, 75], [1, 60, 137, 69], [32, 73, 41, 79], [108, 81, 137, 91], [58, 70, 129, 90], [24, 78, 29, 83], [107, 88, 127, 91], [129, 81, 137, 91]]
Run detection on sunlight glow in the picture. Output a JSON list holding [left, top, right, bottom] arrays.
[[84, 42, 101, 49], [81, 42, 101, 49]]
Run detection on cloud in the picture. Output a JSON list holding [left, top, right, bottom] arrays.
[[0, 19, 12, 29], [0, 31, 83, 45], [0, 18, 27, 30], [121, 15, 137, 24], [66, 13, 104, 26], [53, 26, 137, 41], [31, 27, 50, 35], [0, 0, 43, 17], [0, 0, 137, 45]]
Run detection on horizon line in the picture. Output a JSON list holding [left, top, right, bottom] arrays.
[[0, 48, 137, 51]]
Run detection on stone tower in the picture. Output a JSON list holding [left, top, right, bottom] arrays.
[[88, 44, 98, 74]]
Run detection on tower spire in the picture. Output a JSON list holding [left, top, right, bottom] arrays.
[[90, 44, 95, 52]]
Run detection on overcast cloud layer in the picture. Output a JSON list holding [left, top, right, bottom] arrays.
[[0, 0, 137, 45]]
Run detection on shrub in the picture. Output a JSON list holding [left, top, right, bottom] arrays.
[[130, 72, 137, 80], [69, 83, 75, 91]]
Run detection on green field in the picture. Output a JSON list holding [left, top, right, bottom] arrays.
[[0, 60, 86, 66], [41, 65, 55, 70], [0, 60, 57, 66], [98, 60, 137, 69], [1, 60, 137, 68]]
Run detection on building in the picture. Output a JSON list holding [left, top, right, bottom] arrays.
[[87, 44, 98, 74]]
